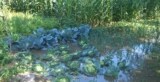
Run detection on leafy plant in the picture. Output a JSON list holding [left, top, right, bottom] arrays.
[[33, 64, 44, 73], [55, 76, 71, 82], [80, 58, 100, 76], [104, 66, 119, 79], [8, 24, 91, 51], [50, 64, 67, 76], [66, 60, 80, 70]]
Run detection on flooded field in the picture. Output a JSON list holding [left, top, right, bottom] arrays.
[[22, 42, 159, 82], [6, 27, 160, 82], [70, 43, 160, 82]]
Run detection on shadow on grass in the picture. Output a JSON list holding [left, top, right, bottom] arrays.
[[89, 18, 160, 53]]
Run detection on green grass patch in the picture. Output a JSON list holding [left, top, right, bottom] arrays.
[[0, 11, 59, 36]]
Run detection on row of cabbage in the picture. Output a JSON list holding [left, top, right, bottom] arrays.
[[8, 24, 91, 51], [8, 25, 130, 82]]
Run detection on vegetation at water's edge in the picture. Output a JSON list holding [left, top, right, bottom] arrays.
[[1, 0, 160, 26], [0, 0, 160, 82]]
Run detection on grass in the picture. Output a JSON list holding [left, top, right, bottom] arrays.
[[0, 10, 60, 81], [0, 10, 59, 37], [0, 10, 160, 81], [0, 39, 16, 81], [6, 0, 160, 26]]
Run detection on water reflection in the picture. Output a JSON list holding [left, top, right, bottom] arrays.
[[72, 43, 153, 82]]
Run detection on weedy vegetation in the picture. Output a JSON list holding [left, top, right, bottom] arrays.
[[0, 0, 160, 82]]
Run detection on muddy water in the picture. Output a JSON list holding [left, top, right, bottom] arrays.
[[131, 53, 160, 82], [70, 43, 160, 82], [27, 42, 160, 82]]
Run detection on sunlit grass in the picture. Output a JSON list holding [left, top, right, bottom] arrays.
[[0, 10, 59, 81], [156, 70, 160, 74], [0, 10, 59, 37]]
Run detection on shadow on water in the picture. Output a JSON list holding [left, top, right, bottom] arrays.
[[16, 37, 159, 82], [71, 42, 156, 82], [11, 42, 160, 82], [8, 26, 160, 82], [84, 25, 160, 82]]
